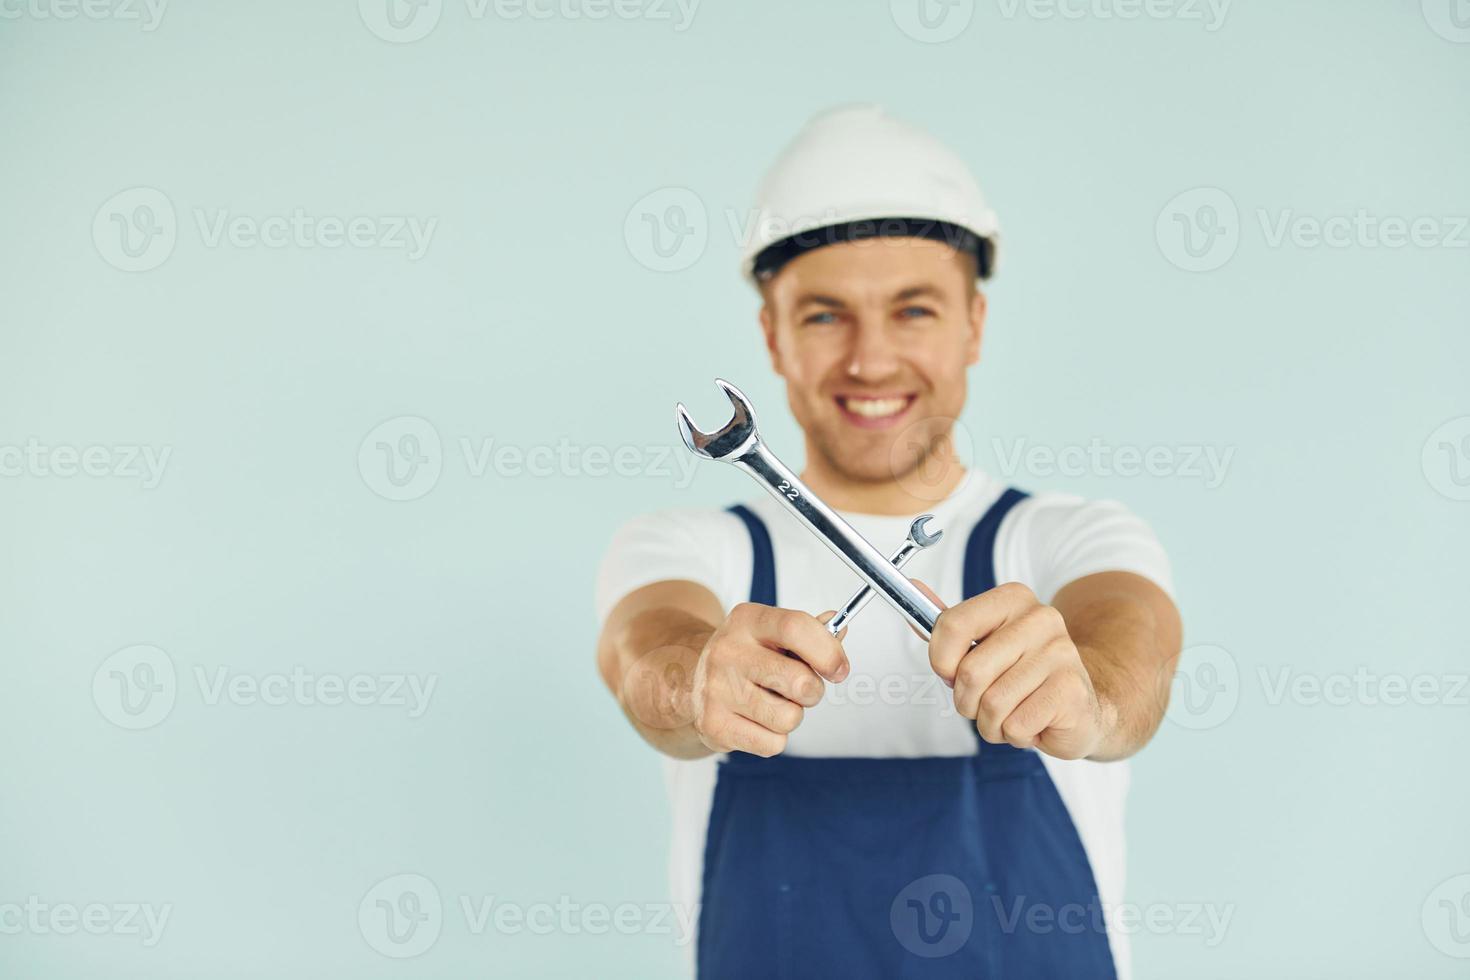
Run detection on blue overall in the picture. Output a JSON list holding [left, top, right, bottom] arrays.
[[697, 490, 1116, 978]]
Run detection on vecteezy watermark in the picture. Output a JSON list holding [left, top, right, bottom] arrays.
[[891, 0, 1229, 42], [357, 0, 443, 42], [360, 874, 442, 958], [1258, 666, 1469, 708], [624, 187, 708, 273], [358, 0, 699, 43], [0, 439, 171, 488], [358, 873, 699, 958], [1157, 186, 1470, 272], [622, 652, 967, 734], [91, 187, 177, 272], [0, 0, 167, 30], [1256, 210, 1470, 251], [1423, 873, 1470, 958], [992, 436, 1234, 488], [1164, 643, 1239, 731], [826, 672, 960, 716], [92, 645, 178, 730], [459, 894, 698, 945], [1155, 187, 1241, 272], [626, 192, 987, 275], [92, 187, 437, 272], [890, 416, 980, 504], [994, 0, 1229, 30], [890, 0, 975, 43], [619, 644, 697, 731], [92, 645, 438, 730], [357, 416, 443, 502], [891, 874, 974, 958], [1164, 646, 1469, 731], [992, 896, 1234, 948], [0, 897, 172, 947], [357, 416, 700, 502], [458, 435, 698, 489], [1423, 416, 1470, 502], [1422, 0, 1470, 43], [193, 667, 437, 717]]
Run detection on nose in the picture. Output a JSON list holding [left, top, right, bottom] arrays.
[[845, 316, 902, 382]]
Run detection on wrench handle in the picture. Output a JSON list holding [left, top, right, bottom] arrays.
[[735, 444, 943, 639]]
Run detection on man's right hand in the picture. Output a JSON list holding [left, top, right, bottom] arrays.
[[598, 581, 851, 760], [690, 602, 850, 757]]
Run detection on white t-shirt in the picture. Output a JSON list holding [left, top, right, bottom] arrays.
[[594, 469, 1173, 979]]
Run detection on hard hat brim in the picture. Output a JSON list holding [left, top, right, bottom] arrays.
[[748, 216, 996, 286]]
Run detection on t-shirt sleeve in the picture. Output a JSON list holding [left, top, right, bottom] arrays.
[[998, 493, 1175, 605], [593, 508, 751, 625]]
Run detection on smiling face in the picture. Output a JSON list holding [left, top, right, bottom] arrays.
[[759, 236, 986, 502]]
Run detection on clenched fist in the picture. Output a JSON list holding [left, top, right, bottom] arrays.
[[922, 581, 1108, 761], [691, 603, 850, 757]]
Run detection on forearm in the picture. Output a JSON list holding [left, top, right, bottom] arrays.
[[599, 605, 717, 760], [1056, 574, 1182, 761]]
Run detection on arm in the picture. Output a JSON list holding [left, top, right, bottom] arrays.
[[923, 570, 1181, 762], [1052, 571, 1181, 760], [596, 579, 724, 760], [596, 580, 850, 761]]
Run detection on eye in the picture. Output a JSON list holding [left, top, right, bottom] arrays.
[[897, 305, 936, 320], [802, 311, 839, 326]]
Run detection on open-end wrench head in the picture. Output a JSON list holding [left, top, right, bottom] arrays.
[[908, 514, 943, 548], [675, 378, 759, 460]]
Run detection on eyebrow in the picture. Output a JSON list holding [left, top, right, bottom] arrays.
[[892, 284, 946, 302], [793, 292, 848, 308]]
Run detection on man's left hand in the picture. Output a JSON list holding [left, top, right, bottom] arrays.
[[917, 580, 1110, 761]]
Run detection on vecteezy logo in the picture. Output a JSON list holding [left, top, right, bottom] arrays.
[[1423, 874, 1470, 957], [359, 0, 443, 42], [1422, 416, 1470, 502], [890, 416, 976, 503], [620, 644, 698, 730], [92, 187, 177, 272], [358, 873, 443, 958], [1422, 0, 1470, 42], [890, 0, 974, 43], [92, 644, 178, 730], [358, 416, 443, 501], [890, 873, 973, 958], [1165, 643, 1239, 730], [623, 188, 708, 273], [1156, 187, 1240, 272]]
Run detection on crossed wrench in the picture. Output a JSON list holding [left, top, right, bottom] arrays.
[[677, 379, 946, 639], [826, 515, 942, 636]]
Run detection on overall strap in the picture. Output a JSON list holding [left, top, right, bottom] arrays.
[[962, 487, 1030, 598], [961, 487, 1032, 758], [727, 504, 777, 606]]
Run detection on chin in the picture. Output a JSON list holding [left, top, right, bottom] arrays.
[[812, 432, 900, 481]]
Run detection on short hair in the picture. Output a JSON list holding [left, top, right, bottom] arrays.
[[752, 218, 994, 285], [758, 234, 983, 304]]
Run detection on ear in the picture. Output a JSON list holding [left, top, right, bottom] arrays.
[[965, 287, 987, 366], [759, 303, 785, 377]]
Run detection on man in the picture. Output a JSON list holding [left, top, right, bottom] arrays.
[[594, 105, 1182, 978]]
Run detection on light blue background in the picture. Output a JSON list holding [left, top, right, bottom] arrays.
[[1, 0, 1467, 976]]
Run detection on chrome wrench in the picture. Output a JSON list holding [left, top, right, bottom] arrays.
[[827, 515, 942, 636], [676, 379, 945, 639]]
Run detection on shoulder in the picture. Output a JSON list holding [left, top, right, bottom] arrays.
[[1009, 488, 1164, 542], [601, 505, 752, 555], [594, 506, 754, 624], [990, 488, 1175, 603]]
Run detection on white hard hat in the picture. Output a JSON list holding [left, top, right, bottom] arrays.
[[741, 104, 1001, 287]]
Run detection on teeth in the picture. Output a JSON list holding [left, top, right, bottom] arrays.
[[843, 397, 908, 418]]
